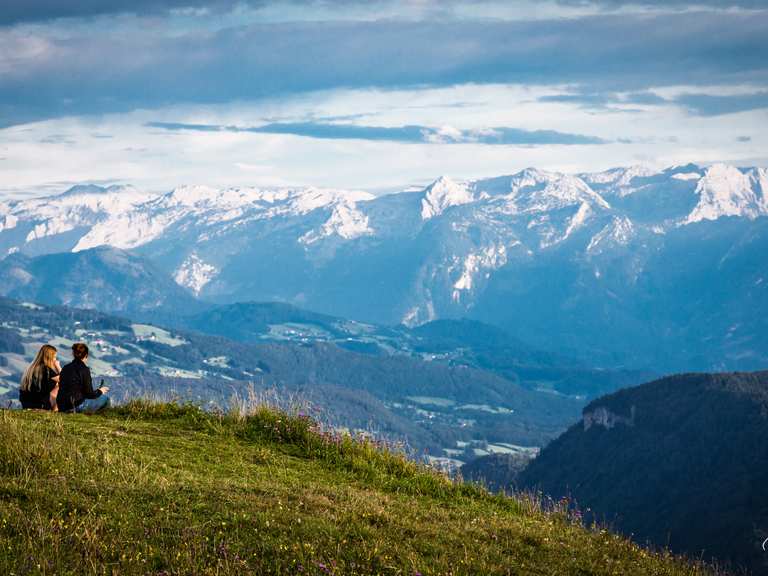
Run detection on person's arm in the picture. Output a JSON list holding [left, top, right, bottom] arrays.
[[45, 366, 59, 410], [49, 385, 59, 412], [81, 366, 103, 400]]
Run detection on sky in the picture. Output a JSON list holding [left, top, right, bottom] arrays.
[[0, 0, 767, 197]]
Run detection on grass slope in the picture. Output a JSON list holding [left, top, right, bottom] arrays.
[[0, 403, 712, 576]]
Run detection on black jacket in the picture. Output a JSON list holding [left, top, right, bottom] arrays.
[[19, 366, 58, 410], [57, 359, 101, 412]]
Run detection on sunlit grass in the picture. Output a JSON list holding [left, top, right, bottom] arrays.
[[0, 402, 717, 575]]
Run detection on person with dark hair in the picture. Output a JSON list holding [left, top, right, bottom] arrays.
[[57, 343, 110, 413], [19, 344, 61, 410]]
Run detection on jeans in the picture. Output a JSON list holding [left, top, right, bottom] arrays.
[[75, 395, 111, 414]]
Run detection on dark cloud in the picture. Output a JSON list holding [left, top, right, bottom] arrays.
[[0, 0, 263, 25], [624, 91, 668, 105], [538, 91, 667, 111], [1, 12, 766, 127], [539, 88, 768, 117], [538, 93, 614, 109], [146, 121, 609, 145], [737, 135, 752, 142], [559, 0, 767, 7], [3, 0, 765, 25], [673, 91, 768, 116]]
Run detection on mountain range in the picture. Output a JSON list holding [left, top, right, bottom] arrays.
[[1, 163, 767, 371]]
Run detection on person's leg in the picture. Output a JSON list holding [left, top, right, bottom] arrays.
[[75, 395, 111, 414]]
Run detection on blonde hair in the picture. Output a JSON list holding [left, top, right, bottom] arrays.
[[20, 344, 57, 392]]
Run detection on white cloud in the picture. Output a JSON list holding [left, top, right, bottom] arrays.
[[0, 83, 765, 199]]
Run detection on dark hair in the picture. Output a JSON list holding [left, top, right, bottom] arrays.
[[72, 342, 89, 360]]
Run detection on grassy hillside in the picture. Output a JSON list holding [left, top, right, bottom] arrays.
[[0, 403, 714, 575]]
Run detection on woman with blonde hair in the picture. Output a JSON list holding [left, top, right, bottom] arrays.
[[19, 344, 61, 410]]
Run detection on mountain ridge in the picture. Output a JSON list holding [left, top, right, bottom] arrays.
[[5, 163, 766, 261], [2, 162, 767, 371], [0, 246, 203, 317]]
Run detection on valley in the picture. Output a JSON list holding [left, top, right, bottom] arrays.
[[0, 297, 608, 465]]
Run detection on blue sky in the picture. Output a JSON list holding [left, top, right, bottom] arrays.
[[0, 0, 766, 196]]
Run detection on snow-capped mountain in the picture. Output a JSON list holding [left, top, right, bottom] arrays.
[[1, 163, 767, 371]]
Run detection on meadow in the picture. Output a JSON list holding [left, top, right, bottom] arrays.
[[0, 402, 717, 575]]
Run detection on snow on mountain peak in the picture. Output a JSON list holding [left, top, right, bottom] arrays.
[[582, 165, 656, 190], [616, 165, 656, 183], [668, 163, 703, 181], [0, 211, 18, 233], [451, 243, 511, 303], [683, 163, 767, 224], [300, 200, 373, 245], [14, 183, 155, 246], [505, 169, 610, 213], [174, 253, 218, 295], [587, 216, 636, 255], [564, 201, 593, 238], [290, 187, 375, 215], [421, 176, 474, 220], [3, 164, 766, 282], [506, 167, 554, 192], [162, 184, 221, 207], [160, 184, 374, 216]]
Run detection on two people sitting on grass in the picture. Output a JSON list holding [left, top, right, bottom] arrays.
[[20, 342, 110, 413]]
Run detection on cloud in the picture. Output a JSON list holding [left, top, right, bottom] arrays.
[[38, 133, 76, 145], [538, 93, 612, 109], [558, 0, 767, 8], [736, 135, 752, 142], [145, 120, 609, 145], [673, 91, 768, 116], [3, 91, 765, 196], [537, 90, 667, 110], [2, 0, 765, 26], [539, 87, 768, 117], [624, 91, 668, 105], [538, 90, 667, 112], [0, 10, 766, 128], [0, 0, 265, 25]]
